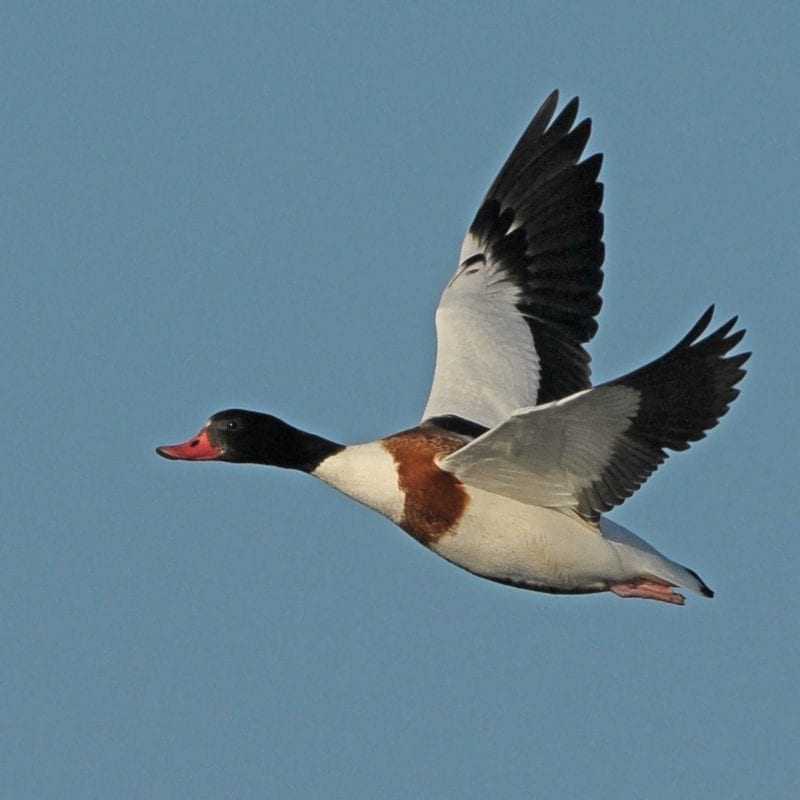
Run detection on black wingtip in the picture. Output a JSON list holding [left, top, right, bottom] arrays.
[[674, 306, 749, 358], [680, 305, 715, 345], [531, 90, 560, 133], [561, 95, 580, 118]]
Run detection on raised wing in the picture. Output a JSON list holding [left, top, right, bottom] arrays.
[[438, 308, 749, 522], [422, 91, 605, 428]]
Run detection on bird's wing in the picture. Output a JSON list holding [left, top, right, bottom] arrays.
[[421, 91, 605, 428], [438, 308, 749, 521]]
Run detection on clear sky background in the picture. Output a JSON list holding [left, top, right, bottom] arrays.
[[4, 3, 799, 798]]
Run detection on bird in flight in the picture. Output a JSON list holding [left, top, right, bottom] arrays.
[[157, 91, 748, 605]]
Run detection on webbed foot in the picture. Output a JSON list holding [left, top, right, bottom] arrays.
[[609, 579, 686, 605]]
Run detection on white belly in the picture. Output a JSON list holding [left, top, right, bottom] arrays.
[[314, 446, 696, 595], [432, 488, 621, 591], [430, 487, 647, 593]]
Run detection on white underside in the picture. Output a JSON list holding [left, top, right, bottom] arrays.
[[432, 486, 703, 593], [314, 449, 705, 596]]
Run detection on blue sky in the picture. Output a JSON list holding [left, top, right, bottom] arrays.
[[4, 3, 799, 798]]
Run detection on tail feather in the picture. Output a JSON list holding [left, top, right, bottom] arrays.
[[600, 517, 713, 599]]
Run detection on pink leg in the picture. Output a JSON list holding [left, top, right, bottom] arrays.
[[608, 579, 686, 605]]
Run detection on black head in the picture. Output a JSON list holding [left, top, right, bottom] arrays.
[[156, 409, 342, 472]]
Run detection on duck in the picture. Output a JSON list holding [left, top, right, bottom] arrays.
[[157, 90, 749, 605]]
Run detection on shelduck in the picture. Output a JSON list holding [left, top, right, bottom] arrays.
[[157, 91, 749, 605]]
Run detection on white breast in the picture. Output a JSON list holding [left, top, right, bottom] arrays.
[[312, 443, 406, 525]]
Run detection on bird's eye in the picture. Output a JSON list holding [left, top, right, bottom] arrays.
[[226, 420, 239, 432]]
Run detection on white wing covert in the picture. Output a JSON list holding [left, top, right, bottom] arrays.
[[422, 91, 605, 428], [439, 308, 749, 522]]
